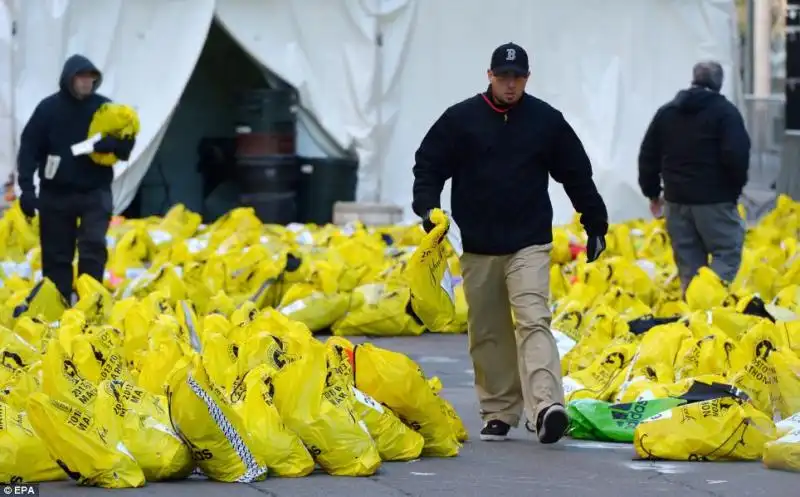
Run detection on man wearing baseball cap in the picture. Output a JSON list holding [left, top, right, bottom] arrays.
[[412, 42, 609, 444]]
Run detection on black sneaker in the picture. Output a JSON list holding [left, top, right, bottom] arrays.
[[536, 404, 568, 444], [480, 420, 511, 441]]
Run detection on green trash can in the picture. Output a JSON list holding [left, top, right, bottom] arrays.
[[296, 157, 358, 225]]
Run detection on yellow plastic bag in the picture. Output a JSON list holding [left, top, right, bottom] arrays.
[[331, 284, 424, 336], [351, 386, 425, 461], [0, 401, 66, 483], [277, 284, 349, 332], [730, 320, 800, 419], [74, 274, 113, 325], [634, 397, 777, 461], [353, 343, 461, 457], [563, 343, 638, 402], [269, 336, 381, 476], [406, 209, 457, 332], [11, 279, 66, 324], [0, 366, 41, 410], [763, 429, 800, 472], [95, 380, 193, 482], [136, 330, 187, 395], [325, 340, 425, 461], [71, 330, 131, 385], [200, 331, 241, 400], [551, 280, 604, 340], [685, 267, 729, 311], [428, 376, 469, 442], [11, 315, 49, 352], [629, 322, 692, 382], [40, 339, 98, 409], [693, 306, 764, 341], [26, 392, 146, 488], [560, 305, 630, 375], [165, 355, 268, 483], [674, 332, 744, 380], [231, 364, 315, 477], [87, 103, 140, 166]]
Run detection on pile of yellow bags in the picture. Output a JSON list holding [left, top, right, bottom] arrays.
[[5, 189, 800, 477], [0, 273, 467, 488], [550, 195, 800, 472], [0, 203, 467, 337]]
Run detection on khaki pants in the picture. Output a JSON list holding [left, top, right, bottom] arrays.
[[460, 244, 564, 427]]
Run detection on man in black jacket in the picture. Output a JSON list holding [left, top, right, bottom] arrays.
[[638, 61, 750, 293], [412, 43, 609, 444], [17, 54, 136, 302]]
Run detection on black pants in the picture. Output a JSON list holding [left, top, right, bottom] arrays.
[[39, 187, 113, 302]]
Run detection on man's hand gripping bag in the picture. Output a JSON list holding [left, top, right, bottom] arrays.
[[407, 208, 457, 332]]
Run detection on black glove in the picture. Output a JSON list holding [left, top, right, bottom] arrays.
[[586, 234, 606, 263], [421, 210, 448, 235], [93, 136, 122, 154], [19, 191, 37, 218]]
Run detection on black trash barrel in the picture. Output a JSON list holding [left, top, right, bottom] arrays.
[[236, 155, 301, 225], [235, 89, 297, 156], [296, 156, 359, 225]]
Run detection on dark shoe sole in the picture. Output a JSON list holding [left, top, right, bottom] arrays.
[[538, 405, 568, 444], [479, 433, 508, 441]]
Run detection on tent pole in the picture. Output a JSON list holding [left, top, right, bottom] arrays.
[[753, 0, 773, 97], [373, 0, 384, 204]]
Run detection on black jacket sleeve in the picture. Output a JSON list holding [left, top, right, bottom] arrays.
[[549, 113, 609, 237], [719, 103, 750, 192], [412, 109, 457, 217], [17, 101, 49, 194], [638, 108, 663, 200]]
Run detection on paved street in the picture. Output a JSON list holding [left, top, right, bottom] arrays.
[[41, 334, 797, 497]]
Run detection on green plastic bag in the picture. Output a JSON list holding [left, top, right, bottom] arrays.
[[567, 398, 686, 443]]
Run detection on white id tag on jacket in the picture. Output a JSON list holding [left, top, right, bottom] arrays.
[[70, 133, 103, 156], [43, 155, 61, 179]]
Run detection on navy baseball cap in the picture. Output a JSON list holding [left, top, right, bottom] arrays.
[[490, 42, 529, 76]]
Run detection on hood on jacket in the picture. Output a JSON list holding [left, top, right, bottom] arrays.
[[59, 54, 103, 98], [669, 86, 722, 114]]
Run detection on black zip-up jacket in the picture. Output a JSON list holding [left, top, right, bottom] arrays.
[[17, 54, 135, 194], [412, 90, 608, 255], [638, 86, 750, 204]]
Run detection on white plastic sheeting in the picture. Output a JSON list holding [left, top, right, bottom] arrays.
[[1, 0, 740, 222], [0, 0, 15, 187]]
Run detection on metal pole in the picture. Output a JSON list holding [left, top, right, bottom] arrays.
[[373, 0, 383, 204], [744, 0, 754, 94], [754, 0, 773, 97]]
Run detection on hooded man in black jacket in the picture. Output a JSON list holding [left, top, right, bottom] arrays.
[[638, 61, 750, 293], [17, 54, 136, 302], [412, 43, 609, 445]]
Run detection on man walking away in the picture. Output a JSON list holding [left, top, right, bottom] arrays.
[[412, 42, 609, 444], [17, 54, 136, 302], [638, 61, 750, 293]]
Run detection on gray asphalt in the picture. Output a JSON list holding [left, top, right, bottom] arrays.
[[39, 334, 797, 496]]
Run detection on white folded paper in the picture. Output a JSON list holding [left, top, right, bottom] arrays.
[[70, 132, 103, 156]]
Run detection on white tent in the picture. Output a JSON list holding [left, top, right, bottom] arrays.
[[0, 0, 741, 224]]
